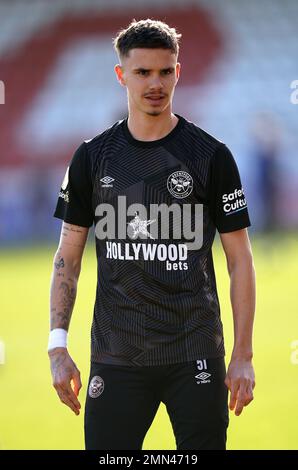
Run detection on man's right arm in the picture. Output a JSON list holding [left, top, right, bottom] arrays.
[[48, 222, 89, 415]]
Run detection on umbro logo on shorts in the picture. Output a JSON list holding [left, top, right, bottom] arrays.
[[195, 372, 211, 384], [195, 359, 211, 384]]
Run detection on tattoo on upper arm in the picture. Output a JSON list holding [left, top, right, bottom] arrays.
[[63, 225, 84, 234], [61, 225, 86, 247]]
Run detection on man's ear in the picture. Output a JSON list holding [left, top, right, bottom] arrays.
[[176, 62, 181, 82], [114, 64, 126, 87]]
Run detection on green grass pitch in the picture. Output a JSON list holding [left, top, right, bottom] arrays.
[[0, 233, 297, 449]]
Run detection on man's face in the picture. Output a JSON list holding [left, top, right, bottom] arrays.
[[115, 48, 180, 116]]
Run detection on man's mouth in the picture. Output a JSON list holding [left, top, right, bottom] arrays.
[[144, 94, 166, 105]]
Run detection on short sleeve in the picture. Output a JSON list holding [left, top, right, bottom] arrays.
[[207, 143, 251, 233], [53, 142, 94, 227]]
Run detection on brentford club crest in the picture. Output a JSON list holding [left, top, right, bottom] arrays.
[[89, 376, 104, 398], [167, 171, 193, 199]]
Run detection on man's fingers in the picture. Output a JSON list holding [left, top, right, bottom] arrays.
[[244, 383, 254, 406], [229, 380, 253, 414], [229, 380, 239, 411], [50, 352, 82, 415], [72, 370, 82, 397], [235, 381, 254, 415], [225, 359, 255, 416], [56, 382, 81, 414], [57, 389, 80, 415], [224, 375, 230, 390], [64, 383, 81, 410]]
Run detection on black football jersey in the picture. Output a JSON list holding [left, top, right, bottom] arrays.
[[54, 115, 250, 366]]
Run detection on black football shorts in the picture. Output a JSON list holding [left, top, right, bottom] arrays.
[[84, 357, 229, 450]]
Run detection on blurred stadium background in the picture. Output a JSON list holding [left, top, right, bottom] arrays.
[[0, 0, 297, 450]]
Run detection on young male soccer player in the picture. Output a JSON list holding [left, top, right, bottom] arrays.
[[48, 19, 256, 450]]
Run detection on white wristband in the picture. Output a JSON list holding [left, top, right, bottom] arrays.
[[48, 328, 68, 351]]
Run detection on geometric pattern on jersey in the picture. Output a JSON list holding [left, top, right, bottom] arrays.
[[54, 115, 251, 366]]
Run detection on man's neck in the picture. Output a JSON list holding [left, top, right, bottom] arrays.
[[127, 110, 178, 142]]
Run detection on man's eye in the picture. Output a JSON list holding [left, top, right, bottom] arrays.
[[137, 70, 149, 76], [162, 69, 173, 75]]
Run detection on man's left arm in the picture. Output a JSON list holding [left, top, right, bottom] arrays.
[[220, 228, 256, 416]]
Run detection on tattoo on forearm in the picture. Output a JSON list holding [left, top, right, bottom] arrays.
[[51, 229, 85, 330], [59, 282, 75, 302], [51, 282, 76, 330], [54, 257, 65, 270], [52, 311, 70, 329]]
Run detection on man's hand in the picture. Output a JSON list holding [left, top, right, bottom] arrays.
[[48, 347, 82, 415], [224, 357, 255, 416]]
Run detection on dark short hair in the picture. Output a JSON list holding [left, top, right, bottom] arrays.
[[113, 19, 181, 59]]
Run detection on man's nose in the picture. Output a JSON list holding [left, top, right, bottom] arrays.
[[149, 75, 163, 90]]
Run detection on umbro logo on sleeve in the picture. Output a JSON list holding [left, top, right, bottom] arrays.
[[100, 176, 115, 187]]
